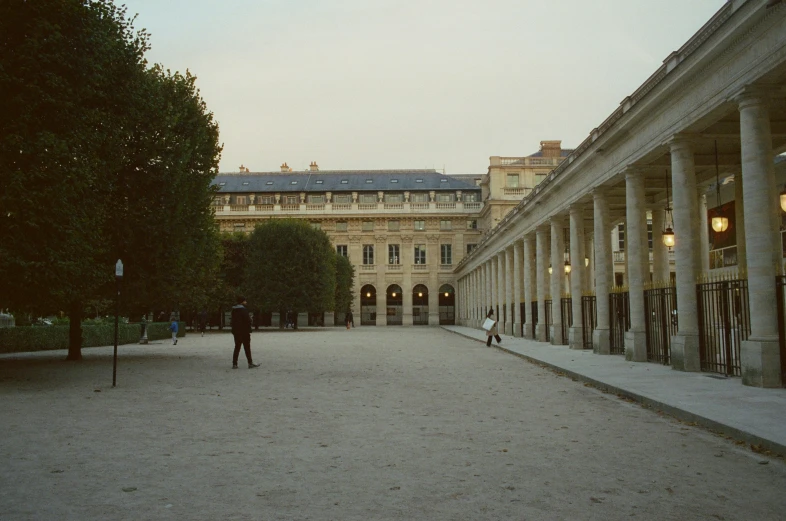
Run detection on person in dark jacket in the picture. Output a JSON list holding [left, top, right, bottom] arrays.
[[231, 296, 259, 369], [485, 308, 502, 347], [345, 310, 354, 330]]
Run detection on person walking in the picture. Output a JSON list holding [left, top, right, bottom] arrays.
[[168, 316, 178, 345], [198, 309, 208, 337], [231, 296, 259, 369], [345, 309, 354, 330], [484, 308, 502, 347]]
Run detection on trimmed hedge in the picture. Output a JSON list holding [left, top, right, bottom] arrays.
[[0, 322, 185, 354]]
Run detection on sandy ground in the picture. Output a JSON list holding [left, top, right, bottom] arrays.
[[1, 327, 785, 521]]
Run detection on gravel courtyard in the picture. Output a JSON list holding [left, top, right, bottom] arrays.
[[1, 327, 785, 520]]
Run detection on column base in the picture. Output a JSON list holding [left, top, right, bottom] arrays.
[[376, 315, 387, 326], [324, 312, 335, 327], [624, 329, 647, 362], [593, 328, 610, 355], [402, 314, 413, 326], [550, 322, 564, 346], [503, 321, 513, 336], [670, 332, 700, 371], [568, 326, 584, 350], [428, 314, 440, 326], [513, 322, 522, 338], [535, 323, 548, 342], [741, 338, 782, 388]]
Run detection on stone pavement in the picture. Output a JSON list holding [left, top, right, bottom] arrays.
[[444, 325, 786, 456]]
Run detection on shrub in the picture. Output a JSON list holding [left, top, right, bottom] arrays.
[[0, 322, 185, 354]]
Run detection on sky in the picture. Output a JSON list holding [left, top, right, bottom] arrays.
[[119, 0, 725, 175]]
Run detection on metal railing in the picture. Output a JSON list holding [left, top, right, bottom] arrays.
[[776, 276, 786, 385], [697, 278, 750, 377], [560, 297, 572, 346], [530, 301, 538, 339], [581, 296, 597, 349], [609, 291, 630, 355], [544, 299, 552, 342], [644, 286, 677, 365]]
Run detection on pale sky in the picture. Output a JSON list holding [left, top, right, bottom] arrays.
[[120, 0, 725, 175]]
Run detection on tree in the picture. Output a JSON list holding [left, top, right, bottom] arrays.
[[334, 254, 355, 316], [243, 220, 336, 327]]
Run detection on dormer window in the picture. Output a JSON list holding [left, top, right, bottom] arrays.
[[315, 180, 324, 184], [391, 179, 399, 183], [242, 181, 249, 186], [266, 181, 273, 185], [415, 179, 423, 183], [290, 181, 298, 185], [365, 179, 373, 184], [341, 180, 348, 184], [218, 182, 226, 186], [440, 179, 448, 183]]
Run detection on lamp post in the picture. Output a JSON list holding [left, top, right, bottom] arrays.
[[112, 259, 123, 387]]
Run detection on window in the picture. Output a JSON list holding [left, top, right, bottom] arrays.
[[259, 195, 274, 204], [440, 220, 452, 231], [388, 244, 400, 265], [315, 180, 323, 184], [360, 193, 376, 204], [388, 220, 400, 231], [213, 197, 223, 205], [384, 193, 403, 203], [390, 179, 399, 184], [233, 223, 246, 229], [648, 219, 653, 250], [415, 179, 424, 183], [334, 194, 351, 203], [218, 182, 226, 186], [290, 181, 298, 185], [340, 179, 349, 184], [311, 222, 321, 230], [440, 178, 448, 183], [242, 181, 249, 186], [441, 244, 452, 265], [411, 193, 427, 203], [535, 172, 547, 185], [308, 195, 325, 203], [466, 243, 477, 254], [336, 221, 348, 232], [362, 220, 374, 231], [363, 245, 374, 265], [266, 181, 273, 185], [414, 244, 427, 264], [284, 195, 297, 204], [437, 194, 453, 203], [336, 245, 348, 257], [236, 196, 247, 205], [467, 219, 478, 230], [414, 220, 425, 231], [365, 179, 373, 184], [507, 173, 519, 187], [618, 223, 625, 251], [464, 193, 477, 202]]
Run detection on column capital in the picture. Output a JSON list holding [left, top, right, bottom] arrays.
[[734, 85, 772, 110], [668, 133, 698, 152], [569, 203, 585, 215]]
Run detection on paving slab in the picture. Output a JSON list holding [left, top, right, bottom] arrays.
[[444, 325, 786, 456]]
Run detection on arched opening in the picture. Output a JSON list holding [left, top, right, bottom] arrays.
[[439, 284, 455, 325], [413, 284, 429, 325], [386, 284, 403, 325], [360, 285, 376, 326]]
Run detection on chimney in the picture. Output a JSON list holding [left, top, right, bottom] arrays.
[[539, 140, 562, 158], [281, 162, 289, 172], [239, 164, 246, 172], [309, 161, 319, 172]]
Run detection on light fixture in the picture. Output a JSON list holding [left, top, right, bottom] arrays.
[[418, 292, 423, 297], [584, 257, 589, 267], [444, 292, 449, 297], [564, 260, 572, 274], [711, 140, 729, 233], [548, 264, 553, 275], [662, 171, 675, 248], [563, 228, 571, 275], [780, 186, 786, 213], [392, 292, 396, 297], [366, 292, 371, 298]]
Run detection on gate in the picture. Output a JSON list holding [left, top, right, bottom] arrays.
[[697, 277, 750, 376], [609, 290, 630, 355], [777, 276, 786, 385], [520, 302, 526, 337], [560, 297, 572, 346], [644, 286, 677, 365], [581, 296, 597, 349], [544, 299, 552, 342], [530, 301, 538, 339]]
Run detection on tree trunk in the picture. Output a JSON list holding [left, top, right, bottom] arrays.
[[66, 302, 82, 361], [279, 308, 285, 330]]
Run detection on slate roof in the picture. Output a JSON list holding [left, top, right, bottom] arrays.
[[212, 169, 482, 193], [527, 149, 574, 158]]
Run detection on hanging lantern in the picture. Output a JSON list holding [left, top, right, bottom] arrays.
[[662, 226, 675, 248], [662, 170, 675, 248], [392, 292, 397, 297], [444, 292, 449, 297], [548, 264, 553, 275], [564, 260, 572, 274], [584, 257, 589, 267], [710, 141, 729, 233], [780, 187, 786, 212], [418, 292, 423, 297], [711, 215, 729, 233]]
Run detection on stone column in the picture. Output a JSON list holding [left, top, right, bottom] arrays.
[[375, 255, 387, 326], [402, 236, 413, 326], [471, 269, 478, 327], [625, 170, 648, 362], [497, 252, 506, 331], [569, 205, 585, 350], [738, 90, 781, 387], [490, 258, 497, 323], [350, 239, 362, 326], [550, 217, 566, 345], [513, 240, 523, 337], [523, 234, 535, 339], [699, 193, 710, 273], [428, 240, 440, 326], [734, 170, 747, 272], [505, 246, 514, 336], [670, 137, 702, 371], [535, 226, 549, 342], [651, 205, 670, 284], [593, 190, 611, 354]]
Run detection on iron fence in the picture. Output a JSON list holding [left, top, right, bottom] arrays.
[[581, 296, 597, 349], [520, 303, 526, 337], [697, 278, 749, 376], [776, 276, 786, 385], [644, 286, 677, 365], [530, 301, 538, 339], [560, 297, 572, 346], [609, 291, 630, 355], [544, 299, 552, 342]]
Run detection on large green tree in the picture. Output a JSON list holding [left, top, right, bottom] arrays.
[[0, 1, 223, 359], [334, 254, 355, 317], [243, 220, 336, 325]]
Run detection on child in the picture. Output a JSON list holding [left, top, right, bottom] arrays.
[[168, 317, 178, 345]]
